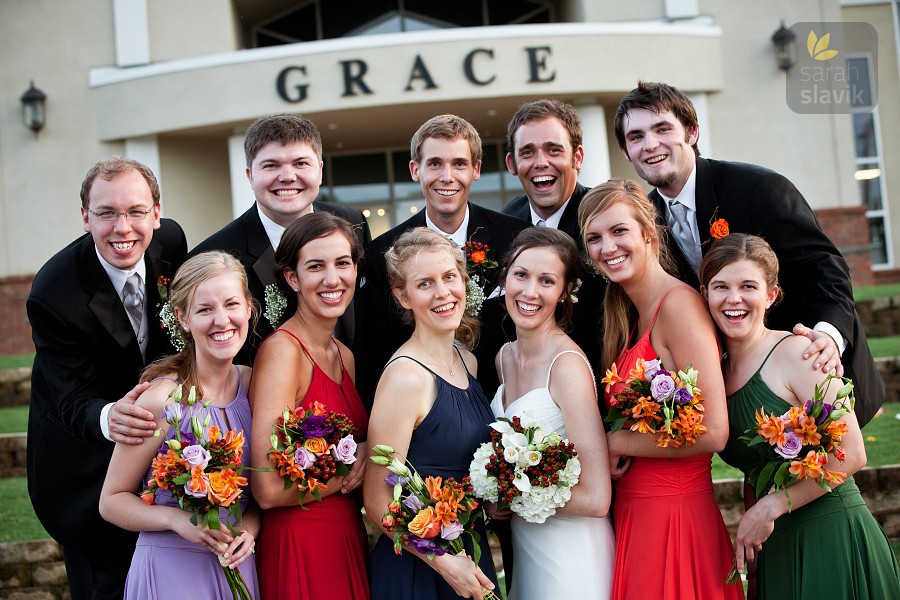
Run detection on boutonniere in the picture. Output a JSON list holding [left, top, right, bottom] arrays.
[[708, 207, 730, 241], [264, 283, 287, 329], [462, 237, 499, 317], [156, 275, 185, 352]]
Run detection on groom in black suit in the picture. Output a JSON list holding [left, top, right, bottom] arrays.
[[614, 81, 884, 425], [27, 157, 187, 599], [191, 114, 370, 366], [354, 114, 529, 405]]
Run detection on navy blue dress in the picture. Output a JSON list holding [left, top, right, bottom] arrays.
[[369, 353, 498, 600]]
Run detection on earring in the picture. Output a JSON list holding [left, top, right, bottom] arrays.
[[291, 286, 298, 292], [183, 325, 190, 332], [646, 238, 651, 244]]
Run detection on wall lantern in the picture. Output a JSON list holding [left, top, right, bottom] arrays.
[[21, 81, 47, 135], [771, 21, 797, 71]]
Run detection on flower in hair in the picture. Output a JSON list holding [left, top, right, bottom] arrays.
[[569, 278, 582, 304], [264, 283, 287, 329], [155, 275, 185, 352]]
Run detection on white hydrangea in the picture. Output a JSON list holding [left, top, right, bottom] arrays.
[[509, 456, 581, 523], [468, 442, 498, 503]]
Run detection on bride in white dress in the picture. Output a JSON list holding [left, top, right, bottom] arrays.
[[489, 227, 614, 600]]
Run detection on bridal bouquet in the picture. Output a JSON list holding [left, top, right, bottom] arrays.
[[141, 384, 253, 600], [602, 358, 707, 447], [725, 374, 855, 584], [267, 401, 358, 507], [370, 445, 500, 600], [469, 414, 581, 524]]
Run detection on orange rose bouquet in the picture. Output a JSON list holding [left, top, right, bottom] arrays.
[[141, 384, 254, 599], [370, 445, 500, 600], [267, 401, 358, 507]]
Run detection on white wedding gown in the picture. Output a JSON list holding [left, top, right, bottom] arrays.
[[490, 348, 614, 600]]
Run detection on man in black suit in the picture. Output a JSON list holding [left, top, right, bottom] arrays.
[[191, 114, 370, 366], [355, 114, 529, 405], [614, 81, 884, 425], [502, 99, 606, 373], [27, 157, 187, 599]]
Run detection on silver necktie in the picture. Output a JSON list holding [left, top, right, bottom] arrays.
[[668, 200, 702, 272], [122, 273, 145, 337]]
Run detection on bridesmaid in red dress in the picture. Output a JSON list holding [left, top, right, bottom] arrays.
[[250, 212, 369, 600], [577, 179, 743, 600]]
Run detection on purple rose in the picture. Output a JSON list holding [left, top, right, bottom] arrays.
[[674, 387, 693, 404], [404, 494, 425, 512], [774, 431, 803, 459], [294, 446, 316, 470], [384, 473, 410, 487], [650, 374, 676, 400], [816, 403, 832, 425], [181, 444, 211, 469], [441, 521, 464, 541], [408, 534, 446, 556], [642, 359, 662, 381], [300, 415, 333, 439], [330, 434, 358, 464]]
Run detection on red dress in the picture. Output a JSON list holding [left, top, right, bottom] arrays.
[[606, 288, 743, 600], [257, 332, 370, 600]]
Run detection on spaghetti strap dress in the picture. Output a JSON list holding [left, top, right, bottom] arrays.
[[720, 335, 900, 599], [368, 348, 498, 600], [256, 330, 370, 600], [124, 367, 260, 600], [604, 287, 743, 600], [490, 346, 615, 600]]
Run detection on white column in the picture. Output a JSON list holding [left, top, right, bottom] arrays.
[[229, 132, 255, 218], [574, 102, 611, 187], [125, 136, 162, 213], [112, 0, 150, 67], [688, 92, 712, 158]]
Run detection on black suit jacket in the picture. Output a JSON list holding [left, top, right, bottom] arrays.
[[190, 201, 371, 366], [503, 184, 608, 377], [27, 218, 187, 546], [651, 157, 884, 424], [354, 203, 530, 406]]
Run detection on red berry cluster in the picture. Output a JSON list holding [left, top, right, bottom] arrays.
[[306, 452, 338, 481], [463, 240, 488, 258]]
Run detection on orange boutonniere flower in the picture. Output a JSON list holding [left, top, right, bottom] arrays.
[[710, 218, 729, 239]]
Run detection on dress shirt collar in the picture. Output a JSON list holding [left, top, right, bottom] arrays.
[[529, 197, 571, 229], [657, 165, 698, 211], [257, 203, 315, 252], [95, 246, 147, 297], [425, 205, 470, 248]]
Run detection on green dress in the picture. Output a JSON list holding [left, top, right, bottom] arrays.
[[720, 337, 900, 599]]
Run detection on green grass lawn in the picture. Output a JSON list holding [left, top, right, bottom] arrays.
[[854, 283, 900, 302], [868, 335, 900, 359], [0, 477, 48, 541], [0, 353, 33, 369], [0, 405, 29, 434]]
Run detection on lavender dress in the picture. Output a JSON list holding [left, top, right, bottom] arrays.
[[124, 368, 260, 599]]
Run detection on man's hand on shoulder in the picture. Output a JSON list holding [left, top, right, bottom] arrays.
[[108, 382, 158, 444]]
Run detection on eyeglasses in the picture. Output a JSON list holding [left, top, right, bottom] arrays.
[[88, 208, 153, 222]]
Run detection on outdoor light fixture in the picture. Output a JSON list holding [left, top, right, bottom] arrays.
[[771, 21, 797, 71], [21, 81, 47, 135]]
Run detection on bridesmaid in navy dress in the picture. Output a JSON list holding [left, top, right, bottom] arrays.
[[364, 227, 498, 600]]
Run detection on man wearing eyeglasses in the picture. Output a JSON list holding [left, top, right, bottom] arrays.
[[27, 157, 187, 599]]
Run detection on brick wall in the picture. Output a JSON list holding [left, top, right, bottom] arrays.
[[0, 277, 33, 357], [0, 540, 68, 600], [815, 205, 874, 286]]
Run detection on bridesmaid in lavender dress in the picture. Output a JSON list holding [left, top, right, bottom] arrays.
[[100, 251, 260, 599]]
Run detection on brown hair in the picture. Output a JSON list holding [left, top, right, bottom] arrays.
[[500, 227, 580, 331], [385, 227, 480, 348], [614, 81, 701, 156], [506, 98, 583, 157], [141, 251, 258, 397], [80, 157, 160, 209], [274, 212, 363, 326], [700, 233, 783, 304], [244, 113, 323, 167], [410, 114, 482, 165], [577, 178, 674, 368]]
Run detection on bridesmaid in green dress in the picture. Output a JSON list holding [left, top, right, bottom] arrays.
[[700, 233, 900, 600]]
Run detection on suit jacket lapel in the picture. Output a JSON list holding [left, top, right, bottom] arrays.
[[466, 203, 495, 247], [558, 183, 589, 246], [244, 207, 277, 287], [693, 158, 717, 250]]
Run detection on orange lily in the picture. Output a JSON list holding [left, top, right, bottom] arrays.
[[601, 363, 624, 394]]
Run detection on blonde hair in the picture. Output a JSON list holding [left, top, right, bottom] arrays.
[[385, 227, 479, 348], [577, 178, 673, 369], [141, 251, 258, 397]]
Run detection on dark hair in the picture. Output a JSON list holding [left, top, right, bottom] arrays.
[[500, 227, 580, 331], [577, 178, 675, 369], [80, 157, 160, 208], [506, 98, 583, 157], [384, 227, 480, 349], [274, 212, 362, 326], [141, 251, 258, 397], [614, 81, 701, 156], [244, 113, 323, 166], [410, 114, 482, 165], [700, 233, 783, 304]]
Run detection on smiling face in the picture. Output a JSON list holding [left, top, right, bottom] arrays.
[[410, 137, 481, 227], [704, 259, 779, 342], [620, 108, 698, 198], [507, 117, 583, 220], [285, 230, 357, 322], [247, 141, 323, 227], [504, 246, 567, 332], [583, 201, 653, 284], [178, 272, 251, 364], [81, 169, 161, 271], [395, 248, 466, 334]]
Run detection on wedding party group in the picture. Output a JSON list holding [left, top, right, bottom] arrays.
[[27, 81, 900, 600]]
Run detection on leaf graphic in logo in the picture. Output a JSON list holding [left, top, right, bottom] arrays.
[[807, 31, 839, 61]]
